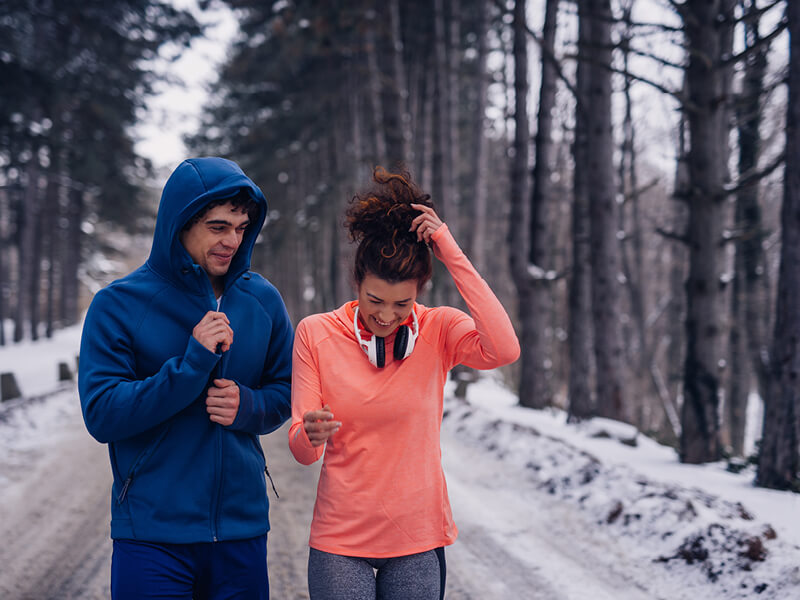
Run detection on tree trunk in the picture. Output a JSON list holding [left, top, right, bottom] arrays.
[[581, 0, 629, 423], [385, 0, 410, 165], [432, 0, 455, 306], [419, 57, 435, 195], [519, 0, 560, 409], [508, 0, 540, 408], [0, 188, 7, 345], [467, 0, 490, 273], [365, 14, 387, 165], [679, 0, 736, 464], [757, 0, 800, 491], [568, 0, 595, 422], [15, 161, 41, 342], [446, 0, 461, 240], [60, 187, 82, 327], [44, 173, 59, 338], [618, 0, 651, 429], [28, 176, 46, 341], [666, 83, 690, 437], [727, 0, 771, 456]]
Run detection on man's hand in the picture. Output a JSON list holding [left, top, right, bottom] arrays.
[[303, 405, 341, 447], [206, 378, 240, 426], [193, 311, 233, 353]]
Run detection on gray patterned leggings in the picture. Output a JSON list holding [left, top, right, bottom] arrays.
[[308, 547, 446, 600]]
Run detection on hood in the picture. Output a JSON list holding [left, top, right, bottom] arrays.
[[146, 157, 268, 295]]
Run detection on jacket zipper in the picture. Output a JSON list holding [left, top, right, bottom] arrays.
[[117, 424, 172, 503], [211, 290, 225, 542], [265, 462, 279, 498]]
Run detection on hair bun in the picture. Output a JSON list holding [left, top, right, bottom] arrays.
[[346, 166, 433, 244]]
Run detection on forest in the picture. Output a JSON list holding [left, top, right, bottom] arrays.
[[1, 0, 798, 492]]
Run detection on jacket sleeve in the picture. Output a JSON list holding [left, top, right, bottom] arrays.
[[78, 287, 220, 444], [229, 285, 293, 435], [287, 319, 325, 465], [431, 223, 521, 370]]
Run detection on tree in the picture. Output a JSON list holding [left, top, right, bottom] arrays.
[[508, 0, 531, 374], [568, 0, 596, 422], [0, 0, 202, 339], [513, 0, 560, 409], [678, 0, 737, 464], [580, 0, 629, 423], [757, 0, 799, 491], [726, 0, 772, 457], [191, 0, 509, 322]]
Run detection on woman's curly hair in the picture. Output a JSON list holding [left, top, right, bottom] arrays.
[[345, 166, 435, 289]]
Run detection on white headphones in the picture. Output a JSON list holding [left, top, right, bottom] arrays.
[[353, 306, 419, 368]]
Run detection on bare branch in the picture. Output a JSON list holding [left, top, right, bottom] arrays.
[[655, 227, 689, 245], [563, 50, 686, 105], [622, 177, 661, 203], [487, 0, 580, 98], [723, 16, 788, 67], [733, 0, 785, 26], [567, 44, 684, 71], [724, 152, 786, 194]]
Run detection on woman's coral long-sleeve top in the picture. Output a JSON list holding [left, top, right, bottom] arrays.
[[288, 224, 520, 558]]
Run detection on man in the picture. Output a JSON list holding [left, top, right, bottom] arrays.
[[78, 157, 293, 599]]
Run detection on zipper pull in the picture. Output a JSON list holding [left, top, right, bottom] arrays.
[[118, 477, 132, 503], [265, 465, 279, 499]]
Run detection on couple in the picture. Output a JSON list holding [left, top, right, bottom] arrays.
[[78, 157, 520, 599]]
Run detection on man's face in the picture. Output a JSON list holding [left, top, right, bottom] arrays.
[[180, 202, 251, 283]]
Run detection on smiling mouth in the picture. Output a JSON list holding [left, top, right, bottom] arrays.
[[373, 316, 394, 328]]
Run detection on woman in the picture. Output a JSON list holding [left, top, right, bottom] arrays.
[[288, 167, 520, 600]]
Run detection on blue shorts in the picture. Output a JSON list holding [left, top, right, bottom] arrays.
[[111, 534, 268, 600]]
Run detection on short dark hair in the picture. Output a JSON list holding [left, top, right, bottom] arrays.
[[182, 189, 260, 231]]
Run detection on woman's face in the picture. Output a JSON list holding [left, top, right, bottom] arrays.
[[357, 273, 418, 337]]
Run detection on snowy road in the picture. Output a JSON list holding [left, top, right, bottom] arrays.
[[0, 389, 691, 599], [0, 391, 111, 600]]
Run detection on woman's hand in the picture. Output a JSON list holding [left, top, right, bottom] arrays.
[[303, 404, 341, 447], [410, 203, 444, 244]]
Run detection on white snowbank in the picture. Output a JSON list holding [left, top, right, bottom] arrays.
[[442, 375, 800, 600]]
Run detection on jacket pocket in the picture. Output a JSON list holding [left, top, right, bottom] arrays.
[[116, 423, 173, 504]]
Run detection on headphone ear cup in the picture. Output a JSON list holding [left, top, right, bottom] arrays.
[[374, 336, 386, 368], [393, 325, 409, 360]]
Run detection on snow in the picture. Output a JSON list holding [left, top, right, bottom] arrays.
[[0, 321, 81, 397], [442, 375, 800, 600], [0, 322, 85, 500], [2, 326, 800, 599]]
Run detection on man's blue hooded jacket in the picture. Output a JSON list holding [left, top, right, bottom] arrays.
[[78, 157, 293, 543]]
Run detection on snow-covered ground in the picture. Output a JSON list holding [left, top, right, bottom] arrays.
[[2, 323, 800, 599], [0, 322, 81, 398], [442, 375, 800, 599]]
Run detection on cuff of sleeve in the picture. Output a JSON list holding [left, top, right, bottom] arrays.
[[430, 223, 462, 261], [230, 384, 255, 430], [430, 222, 449, 243], [289, 422, 321, 464], [184, 336, 221, 373]]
